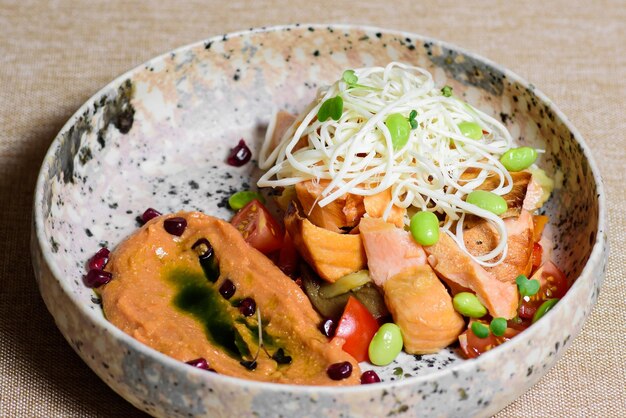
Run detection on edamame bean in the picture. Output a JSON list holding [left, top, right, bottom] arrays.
[[470, 321, 489, 339], [368, 323, 403, 366], [489, 317, 507, 336], [228, 191, 265, 210], [500, 147, 537, 172], [458, 121, 483, 140], [410, 211, 440, 246], [452, 292, 487, 318], [385, 113, 411, 149], [466, 190, 508, 215], [532, 298, 559, 323]]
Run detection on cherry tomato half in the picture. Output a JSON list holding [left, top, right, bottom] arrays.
[[231, 199, 283, 254], [332, 296, 380, 362], [518, 261, 568, 320], [459, 320, 521, 359]]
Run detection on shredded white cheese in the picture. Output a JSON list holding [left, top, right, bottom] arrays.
[[258, 62, 516, 266]]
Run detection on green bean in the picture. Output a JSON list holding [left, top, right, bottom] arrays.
[[452, 292, 487, 318], [532, 298, 559, 323], [368, 323, 403, 366], [458, 121, 483, 140], [385, 113, 411, 149], [228, 191, 265, 210], [410, 211, 440, 246], [466, 190, 508, 215], [500, 147, 537, 172]]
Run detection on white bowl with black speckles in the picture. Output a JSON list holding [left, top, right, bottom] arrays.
[[31, 24, 608, 417]]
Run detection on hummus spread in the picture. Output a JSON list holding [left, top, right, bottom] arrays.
[[100, 211, 359, 385]]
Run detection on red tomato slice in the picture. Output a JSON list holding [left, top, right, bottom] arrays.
[[231, 199, 283, 254], [277, 231, 299, 279], [459, 320, 521, 359], [518, 261, 568, 319], [332, 296, 380, 362]]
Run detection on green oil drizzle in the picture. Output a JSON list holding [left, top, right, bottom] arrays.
[[166, 268, 249, 359]]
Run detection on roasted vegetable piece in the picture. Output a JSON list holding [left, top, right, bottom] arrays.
[[300, 265, 389, 321], [332, 296, 380, 362], [518, 261, 568, 321], [276, 231, 299, 279], [319, 270, 371, 298], [383, 265, 464, 354], [284, 202, 366, 282], [231, 199, 283, 254], [532, 215, 549, 242], [459, 320, 521, 359]]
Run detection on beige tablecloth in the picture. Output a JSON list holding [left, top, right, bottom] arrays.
[[1, 0, 624, 416]]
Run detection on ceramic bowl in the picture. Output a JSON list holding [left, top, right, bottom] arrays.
[[31, 24, 607, 417]]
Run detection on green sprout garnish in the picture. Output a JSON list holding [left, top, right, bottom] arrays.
[[408, 109, 418, 129], [342, 69, 358, 86], [516, 274, 540, 297], [317, 96, 344, 122], [471, 321, 489, 339], [341, 69, 380, 91], [489, 317, 507, 337], [441, 85, 453, 97]]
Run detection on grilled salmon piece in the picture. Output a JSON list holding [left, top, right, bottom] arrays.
[[464, 210, 534, 283], [363, 189, 406, 228], [359, 216, 426, 287], [383, 265, 465, 354], [295, 180, 365, 233], [284, 202, 366, 282], [460, 168, 532, 217], [424, 232, 519, 319]]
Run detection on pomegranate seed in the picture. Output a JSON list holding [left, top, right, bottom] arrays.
[[320, 318, 337, 338], [192, 238, 212, 256], [84, 269, 112, 288], [238, 297, 256, 317], [219, 279, 236, 299], [327, 361, 353, 380], [163, 217, 187, 236], [360, 370, 381, 384], [226, 139, 252, 167], [185, 358, 210, 370], [141, 208, 161, 224], [88, 247, 110, 270]]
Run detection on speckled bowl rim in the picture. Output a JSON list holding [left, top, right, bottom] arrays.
[[33, 23, 607, 395]]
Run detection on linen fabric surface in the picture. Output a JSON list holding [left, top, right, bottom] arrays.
[[0, 0, 624, 416]]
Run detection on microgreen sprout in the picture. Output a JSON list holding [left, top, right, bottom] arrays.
[[516, 274, 540, 297], [441, 85, 453, 97], [317, 96, 343, 122], [471, 321, 489, 339], [408, 109, 418, 129], [341, 69, 380, 91], [490, 317, 507, 337], [342, 69, 358, 86]]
